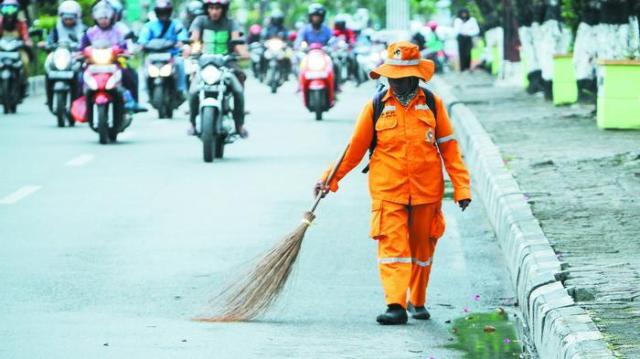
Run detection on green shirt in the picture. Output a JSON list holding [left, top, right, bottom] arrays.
[[189, 15, 240, 55]]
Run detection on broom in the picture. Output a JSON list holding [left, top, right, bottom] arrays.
[[197, 145, 350, 322]]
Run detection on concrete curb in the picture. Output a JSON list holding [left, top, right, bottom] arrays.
[[431, 78, 614, 359]]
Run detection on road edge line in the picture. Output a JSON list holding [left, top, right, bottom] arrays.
[[431, 77, 614, 359]]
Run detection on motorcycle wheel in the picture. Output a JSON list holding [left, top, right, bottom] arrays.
[[153, 86, 166, 119], [2, 80, 12, 114], [97, 104, 109, 145], [309, 89, 325, 121], [201, 107, 217, 163], [55, 91, 67, 127]]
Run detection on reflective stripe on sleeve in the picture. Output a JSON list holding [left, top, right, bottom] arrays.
[[437, 134, 456, 144]]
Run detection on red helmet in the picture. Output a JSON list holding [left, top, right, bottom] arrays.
[[427, 20, 438, 31]]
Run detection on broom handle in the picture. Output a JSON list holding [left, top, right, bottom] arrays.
[[310, 145, 350, 213]]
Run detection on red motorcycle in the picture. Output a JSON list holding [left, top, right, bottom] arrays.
[[78, 41, 132, 144], [298, 43, 335, 121]]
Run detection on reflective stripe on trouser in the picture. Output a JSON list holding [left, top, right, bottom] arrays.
[[371, 200, 444, 307]]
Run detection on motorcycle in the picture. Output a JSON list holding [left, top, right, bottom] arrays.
[[422, 48, 448, 74], [44, 40, 82, 127], [143, 38, 182, 119], [0, 37, 26, 114], [263, 37, 289, 94], [330, 38, 350, 85], [355, 42, 385, 86], [249, 41, 264, 82], [190, 50, 243, 162], [299, 43, 335, 121], [81, 41, 132, 144]]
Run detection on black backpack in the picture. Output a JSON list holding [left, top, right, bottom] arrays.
[[362, 87, 437, 173]]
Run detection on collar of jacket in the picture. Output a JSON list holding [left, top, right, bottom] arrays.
[[382, 87, 426, 106]]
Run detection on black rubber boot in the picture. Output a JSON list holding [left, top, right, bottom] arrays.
[[526, 72, 537, 94], [407, 303, 431, 320], [376, 304, 408, 325]]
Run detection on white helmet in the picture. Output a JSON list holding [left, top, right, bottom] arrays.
[[58, 0, 82, 20]]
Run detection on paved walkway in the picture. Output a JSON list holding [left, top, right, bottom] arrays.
[[443, 71, 640, 358]]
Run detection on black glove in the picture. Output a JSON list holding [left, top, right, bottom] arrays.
[[458, 198, 471, 212]]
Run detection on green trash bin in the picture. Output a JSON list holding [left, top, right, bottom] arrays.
[[597, 59, 640, 130], [552, 54, 578, 105]]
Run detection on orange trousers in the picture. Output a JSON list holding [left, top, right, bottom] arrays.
[[370, 200, 445, 307]]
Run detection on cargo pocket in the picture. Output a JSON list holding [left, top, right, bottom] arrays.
[[370, 199, 384, 239], [430, 208, 446, 240]]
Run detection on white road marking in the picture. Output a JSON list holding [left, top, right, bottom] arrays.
[[65, 154, 94, 167], [0, 186, 42, 205]]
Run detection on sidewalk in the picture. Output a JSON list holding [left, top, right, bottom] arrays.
[[441, 71, 640, 358]]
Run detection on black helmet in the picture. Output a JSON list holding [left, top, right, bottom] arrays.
[[308, 3, 326, 19], [154, 0, 173, 18], [270, 9, 284, 26]]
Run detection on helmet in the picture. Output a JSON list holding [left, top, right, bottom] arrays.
[[0, 0, 19, 17], [270, 9, 284, 26], [107, 0, 123, 21], [92, 1, 115, 23], [58, 1, 82, 21], [203, 0, 230, 10], [427, 20, 438, 31], [334, 14, 347, 30], [249, 24, 261, 35], [186, 0, 203, 17], [308, 3, 325, 18], [154, 0, 173, 17]]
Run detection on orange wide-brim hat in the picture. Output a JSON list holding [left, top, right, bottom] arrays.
[[370, 41, 435, 82]]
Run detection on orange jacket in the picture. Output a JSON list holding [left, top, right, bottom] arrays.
[[323, 89, 471, 205]]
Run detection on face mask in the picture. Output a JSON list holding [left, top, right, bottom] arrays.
[[389, 77, 419, 97]]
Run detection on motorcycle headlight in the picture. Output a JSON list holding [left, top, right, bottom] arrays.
[[267, 39, 284, 51], [53, 48, 72, 70], [92, 48, 112, 65], [201, 65, 221, 85], [159, 63, 172, 77], [148, 64, 160, 78]]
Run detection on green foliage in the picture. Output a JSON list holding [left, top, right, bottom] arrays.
[[445, 311, 523, 358], [562, 0, 580, 34]]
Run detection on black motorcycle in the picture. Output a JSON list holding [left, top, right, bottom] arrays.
[[143, 38, 182, 119], [263, 37, 290, 94], [0, 37, 26, 114], [191, 53, 243, 162], [44, 40, 81, 127]]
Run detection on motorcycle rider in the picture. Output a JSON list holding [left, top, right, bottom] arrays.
[[247, 23, 261, 43], [187, 0, 249, 138], [81, 0, 146, 112], [138, 0, 188, 100], [295, 3, 332, 48], [332, 14, 356, 45], [44, 0, 85, 110], [182, 0, 203, 31], [263, 10, 288, 40], [0, 0, 32, 99]]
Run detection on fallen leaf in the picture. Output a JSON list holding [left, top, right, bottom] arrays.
[[445, 320, 451, 324], [103, 343, 109, 347], [484, 325, 496, 333]]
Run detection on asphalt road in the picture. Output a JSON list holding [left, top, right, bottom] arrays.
[[0, 77, 516, 358]]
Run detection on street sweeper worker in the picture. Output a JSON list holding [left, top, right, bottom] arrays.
[[315, 41, 472, 325]]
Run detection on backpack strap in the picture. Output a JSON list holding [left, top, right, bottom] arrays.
[[362, 87, 438, 174], [158, 20, 172, 39], [361, 89, 387, 173]]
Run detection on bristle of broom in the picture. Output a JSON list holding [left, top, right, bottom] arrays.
[[195, 211, 316, 322]]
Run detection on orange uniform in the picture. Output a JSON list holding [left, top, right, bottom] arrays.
[[323, 87, 471, 307]]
